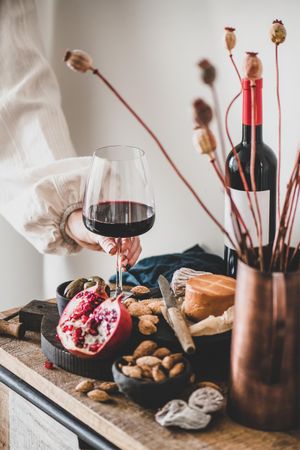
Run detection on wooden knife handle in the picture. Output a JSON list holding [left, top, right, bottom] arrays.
[[0, 319, 26, 339], [167, 307, 196, 354]]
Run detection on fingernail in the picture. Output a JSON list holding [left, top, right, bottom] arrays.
[[125, 264, 131, 271]]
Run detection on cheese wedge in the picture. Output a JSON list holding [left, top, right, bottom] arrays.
[[182, 274, 236, 322]]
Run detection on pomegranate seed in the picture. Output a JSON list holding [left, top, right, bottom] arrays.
[[81, 315, 89, 323], [44, 360, 54, 370], [89, 329, 98, 336], [89, 343, 100, 352]]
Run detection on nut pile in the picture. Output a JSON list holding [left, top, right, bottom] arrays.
[[118, 340, 186, 382], [75, 379, 118, 403], [124, 294, 164, 336]]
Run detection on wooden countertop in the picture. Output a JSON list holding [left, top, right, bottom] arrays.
[[0, 305, 299, 450]]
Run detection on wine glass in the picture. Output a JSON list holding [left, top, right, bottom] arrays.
[[83, 145, 155, 295]]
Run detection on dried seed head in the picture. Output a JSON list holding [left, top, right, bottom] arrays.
[[64, 49, 93, 73], [192, 99, 213, 127], [224, 27, 236, 53], [270, 20, 286, 45], [198, 59, 216, 85], [192, 127, 216, 155], [244, 52, 263, 82]]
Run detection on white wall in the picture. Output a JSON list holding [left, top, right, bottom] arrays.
[[1, 0, 299, 308]]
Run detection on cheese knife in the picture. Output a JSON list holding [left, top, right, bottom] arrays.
[[158, 275, 196, 354]]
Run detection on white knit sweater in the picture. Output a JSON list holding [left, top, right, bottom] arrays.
[[0, 0, 92, 254]]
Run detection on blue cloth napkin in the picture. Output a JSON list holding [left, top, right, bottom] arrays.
[[109, 244, 225, 288]]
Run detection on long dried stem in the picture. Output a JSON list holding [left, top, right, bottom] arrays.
[[209, 153, 254, 256], [250, 82, 264, 271], [89, 67, 237, 250], [275, 44, 282, 223], [229, 53, 242, 83], [270, 150, 300, 271], [284, 181, 300, 272], [211, 84, 227, 166]]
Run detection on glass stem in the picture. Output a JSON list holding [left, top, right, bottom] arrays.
[[115, 237, 123, 296]]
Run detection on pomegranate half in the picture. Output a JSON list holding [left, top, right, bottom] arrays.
[[57, 284, 132, 359]]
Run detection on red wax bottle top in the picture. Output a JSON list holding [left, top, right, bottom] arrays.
[[242, 78, 263, 126]]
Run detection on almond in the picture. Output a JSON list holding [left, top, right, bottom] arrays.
[[169, 362, 185, 378], [153, 347, 172, 359], [75, 380, 94, 393], [132, 340, 158, 359], [87, 389, 111, 402], [122, 365, 143, 379], [162, 353, 183, 370], [136, 356, 161, 367]]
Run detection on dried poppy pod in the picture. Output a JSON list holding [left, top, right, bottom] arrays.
[[270, 19, 286, 45], [198, 59, 216, 85], [244, 52, 263, 82], [192, 127, 216, 155], [64, 49, 93, 73], [193, 99, 213, 127], [224, 27, 236, 53]]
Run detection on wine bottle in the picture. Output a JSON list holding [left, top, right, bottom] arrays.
[[224, 78, 277, 277]]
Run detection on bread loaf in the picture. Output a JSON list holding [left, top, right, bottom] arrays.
[[182, 274, 236, 322]]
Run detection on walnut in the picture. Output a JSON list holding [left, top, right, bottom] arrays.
[[152, 365, 167, 383], [148, 301, 163, 315], [152, 347, 171, 359], [123, 298, 137, 308], [75, 380, 94, 393], [188, 387, 225, 414], [128, 302, 152, 317], [132, 340, 158, 359], [87, 389, 111, 402], [136, 356, 161, 367], [169, 362, 185, 378], [139, 314, 159, 324], [130, 285, 150, 298], [162, 353, 183, 370], [138, 319, 157, 335], [155, 400, 211, 430], [122, 365, 143, 379]]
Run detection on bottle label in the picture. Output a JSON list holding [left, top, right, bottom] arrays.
[[224, 188, 270, 250]]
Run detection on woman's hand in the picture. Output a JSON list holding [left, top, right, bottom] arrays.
[[65, 209, 142, 268]]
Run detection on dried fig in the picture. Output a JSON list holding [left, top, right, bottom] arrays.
[[132, 340, 158, 359], [162, 353, 183, 370], [136, 356, 161, 367], [169, 362, 185, 378], [128, 303, 152, 317], [152, 347, 171, 359], [152, 365, 167, 383], [75, 380, 94, 393], [64, 278, 87, 299], [189, 387, 225, 413], [87, 389, 111, 402], [122, 365, 143, 379], [156, 401, 211, 430], [138, 319, 157, 335]]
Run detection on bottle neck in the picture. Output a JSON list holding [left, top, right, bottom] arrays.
[[242, 78, 263, 143]]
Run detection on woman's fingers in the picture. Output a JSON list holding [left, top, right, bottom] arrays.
[[126, 237, 142, 267]]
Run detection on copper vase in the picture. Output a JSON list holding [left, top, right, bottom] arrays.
[[228, 260, 300, 431]]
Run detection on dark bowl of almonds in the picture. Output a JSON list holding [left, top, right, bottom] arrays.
[[112, 340, 192, 409]]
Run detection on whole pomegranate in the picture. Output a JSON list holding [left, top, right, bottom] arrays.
[[57, 283, 132, 359]]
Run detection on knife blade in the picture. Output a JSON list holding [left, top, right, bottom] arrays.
[[158, 275, 196, 354]]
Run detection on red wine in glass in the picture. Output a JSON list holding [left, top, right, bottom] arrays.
[[83, 201, 155, 238], [83, 146, 155, 295]]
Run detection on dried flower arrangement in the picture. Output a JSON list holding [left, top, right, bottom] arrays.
[[64, 18, 299, 274]]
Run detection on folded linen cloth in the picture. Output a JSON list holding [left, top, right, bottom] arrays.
[[109, 244, 225, 288]]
